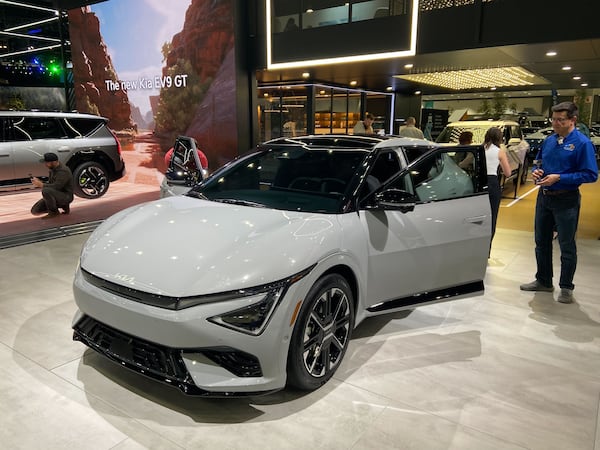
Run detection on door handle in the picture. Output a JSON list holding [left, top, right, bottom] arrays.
[[465, 215, 486, 225]]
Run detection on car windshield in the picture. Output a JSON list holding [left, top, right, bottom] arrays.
[[187, 145, 370, 213]]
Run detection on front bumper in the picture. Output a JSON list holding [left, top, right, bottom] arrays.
[[72, 268, 303, 395], [73, 314, 277, 396]]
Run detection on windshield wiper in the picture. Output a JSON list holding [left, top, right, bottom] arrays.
[[214, 198, 267, 208], [187, 191, 208, 200]]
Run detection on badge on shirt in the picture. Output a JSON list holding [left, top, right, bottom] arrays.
[[564, 144, 575, 151]]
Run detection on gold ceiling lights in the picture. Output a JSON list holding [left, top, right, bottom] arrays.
[[395, 66, 549, 90]]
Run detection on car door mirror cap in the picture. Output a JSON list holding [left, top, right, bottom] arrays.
[[375, 188, 416, 212]]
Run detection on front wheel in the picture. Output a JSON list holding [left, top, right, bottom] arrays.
[[287, 274, 354, 391], [73, 161, 110, 199]]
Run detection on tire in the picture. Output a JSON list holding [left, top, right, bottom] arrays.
[[287, 274, 354, 391], [73, 161, 110, 199]]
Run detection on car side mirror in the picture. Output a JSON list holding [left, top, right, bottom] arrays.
[[165, 168, 198, 187], [374, 188, 417, 212]]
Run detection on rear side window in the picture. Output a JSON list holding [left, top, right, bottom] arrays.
[[12, 117, 68, 140], [62, 118, 105, 137]]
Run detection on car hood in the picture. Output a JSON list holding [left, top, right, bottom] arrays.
[[80, 196, 340, 297]]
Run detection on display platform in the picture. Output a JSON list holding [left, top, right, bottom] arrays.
[[0, 181, 160, 249]]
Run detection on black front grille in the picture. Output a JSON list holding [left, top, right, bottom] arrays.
[[73, 315, 266, 396], [73, 315, 200, 394]]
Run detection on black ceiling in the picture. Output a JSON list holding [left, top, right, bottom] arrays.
[[0, 0, 107, 51], [0, 0, 107, 86], [257, 38, 600, 97]]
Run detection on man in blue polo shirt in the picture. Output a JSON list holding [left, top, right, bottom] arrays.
[[520, 101, 598, 303]]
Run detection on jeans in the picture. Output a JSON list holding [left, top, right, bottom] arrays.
[[30, 187, 73, 215], [487, 175, 501, 242], [534, 189, 580, 290]]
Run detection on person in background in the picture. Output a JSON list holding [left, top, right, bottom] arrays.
[[30, 152, 74, 219], [520, 101, 598, 303], [398, 116, 425, 139], [457, 130, 475, 169], [353, 113, 375, 135], [459, 131, 473, 145], [484, 127, 512, 251], [284, 17, 299, 32], [283, 119, 297, 137], [423, 118, 433, 140]]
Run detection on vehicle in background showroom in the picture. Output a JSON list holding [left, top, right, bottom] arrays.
[[72, 136, 491, 396], [0, 111, 125, 199], [436, 120, 530, 194], [524, 127, 552, 170], [159, 136, 208, 198], [520, 126, 541, 136], [525, 127, 600, 164], [592, 130, 600, 159]]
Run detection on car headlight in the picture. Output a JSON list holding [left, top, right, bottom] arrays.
[[207, 265, 315, 336], [208, 288, 283, 335]]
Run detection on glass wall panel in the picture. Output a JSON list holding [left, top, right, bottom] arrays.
[[352, 0, 393, 22], [257, 85, 307, 142], [272, 0, 411, 30], [270, 1, 415, 64], [348, 92, 363, 132], [258, 83, 392, 140], [364, 93, 390, 134], [314, 88, 356, 134], [271, 0, 302, 33], [314, 87, 333, 134], [302, 4, 350, 29]]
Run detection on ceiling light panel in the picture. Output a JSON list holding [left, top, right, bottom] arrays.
[[395, 66, 549, 90]]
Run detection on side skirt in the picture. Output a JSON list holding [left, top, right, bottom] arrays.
[[366, 280, 484, 313]]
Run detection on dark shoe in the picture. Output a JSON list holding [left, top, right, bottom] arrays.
[[61, 205, 70, 214], [41, 211, 60, 219], [520, 280, 554, 292], [557, 289, 574, 304]]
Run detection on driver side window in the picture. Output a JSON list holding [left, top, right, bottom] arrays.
[[361, 150, 402, 199]]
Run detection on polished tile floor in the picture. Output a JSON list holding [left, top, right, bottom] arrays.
[[1, 225, 599, 449]]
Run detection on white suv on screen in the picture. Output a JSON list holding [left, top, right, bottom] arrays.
[[0, 111, 125, 198]]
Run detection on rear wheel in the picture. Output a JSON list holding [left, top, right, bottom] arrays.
[[287, 274, 354, 391], [73, 161, 110, 199]]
